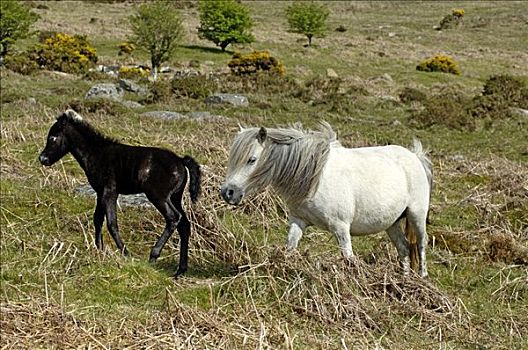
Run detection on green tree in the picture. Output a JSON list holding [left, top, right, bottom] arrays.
[[197, 0, 254, 52], [0, 0, 38, 57], [129, 1, 184, 79], [286, 2, 329, 47]]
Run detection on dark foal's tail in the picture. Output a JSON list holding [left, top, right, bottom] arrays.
[[183, 156, 201, 203]]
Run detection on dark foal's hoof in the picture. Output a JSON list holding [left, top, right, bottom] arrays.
[[148, 256, 158, 264], [174, 269, 186, 279]]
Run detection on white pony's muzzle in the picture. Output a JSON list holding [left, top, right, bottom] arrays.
[[220, 184, 244, 205]]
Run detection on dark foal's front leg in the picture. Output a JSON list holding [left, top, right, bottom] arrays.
[[94, 196, 105, 250], [103, 190, 129, 256]]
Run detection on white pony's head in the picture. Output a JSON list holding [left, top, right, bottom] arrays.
[[221, 122, 336, 205], [220, 127, 267, 205]]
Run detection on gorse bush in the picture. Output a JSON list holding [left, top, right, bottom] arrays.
[[0, 0, 38, 57], [118, 42, 136, 56], [32, 32, 98, 74], [438, 8, 465, 30], [118, 66, 150, 79], [228, 50, 285, 76], [452, 8, 465, 17], [416, 55, 461, 75]]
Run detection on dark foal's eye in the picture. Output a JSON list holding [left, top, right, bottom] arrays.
[[247, 156, 257, 165], [49, 136, 58, 142]]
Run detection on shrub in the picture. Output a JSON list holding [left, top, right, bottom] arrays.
[[129, 1, 184, 78], [293, 75, 368, 114], [438, 8, 464, 30], [144, 80, 173, 104], [118, 66, 150, 80], [470, 75, 528, 120], [416, 55, 461, 75], [228, 50, 285, 76], [0, 1, 38, 57], [118, 42, 136, 56], [3, 52, 39, 75], [411, 88, 474, 130], [286, 2, 329, 47], [32, 32, 98, 74], [171, 75, 217, 99], [399, 87, 428, 104], [197, 0, 254, 52]]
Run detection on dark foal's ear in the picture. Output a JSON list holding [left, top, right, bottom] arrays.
[[257, 127, 267, 144]]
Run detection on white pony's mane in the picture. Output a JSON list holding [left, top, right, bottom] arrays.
[[228, 122, 338, 203]]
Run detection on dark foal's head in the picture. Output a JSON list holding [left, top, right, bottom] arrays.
[[39, 110, 83, 166]]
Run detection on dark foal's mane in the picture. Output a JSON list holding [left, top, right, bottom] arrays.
[[40, 110, 202, 277], [61, 113, 118, 147]]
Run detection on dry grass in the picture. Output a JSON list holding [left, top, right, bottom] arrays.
[[2, 1, 528, 349]]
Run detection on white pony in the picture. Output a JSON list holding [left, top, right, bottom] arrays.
[[220, 122, 433, 277]]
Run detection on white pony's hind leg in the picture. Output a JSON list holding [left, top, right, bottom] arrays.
[[287, 217, 306, 250], [407, 211, 429, 278], [386, 220, 410, 275]]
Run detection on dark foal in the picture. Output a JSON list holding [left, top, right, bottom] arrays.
[[39, 110, 201, 277]]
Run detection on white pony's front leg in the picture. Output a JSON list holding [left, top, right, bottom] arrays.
[[287, 217, 306, 250], [332, 222, 354, 260]]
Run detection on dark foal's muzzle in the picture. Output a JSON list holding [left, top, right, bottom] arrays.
[[39, 153, 51, 166]]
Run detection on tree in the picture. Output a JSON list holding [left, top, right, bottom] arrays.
[[0, 0, 38, 57], [197, 0, 254, 52], [129, 1, 184, 79], [286, 2, 329, 47]]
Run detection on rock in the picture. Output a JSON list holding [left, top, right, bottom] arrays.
[[85, 83, 124, 101], [326, 68, 339, 78], [186, 111, 227, 122], [141, 111, 187, 120], [118, 79, 148, 95], [76, 184, 152, 208], [141, 110, 226, 122], [121, 100, 143, 109], [27, 97, 37, 105], [205, 94, 249, 107], [173, 68, 200, 79], [369, 73, 393, 84], [511, 107, 528, 117]]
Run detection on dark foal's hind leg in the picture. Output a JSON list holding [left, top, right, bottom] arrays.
[[171, 191, 190, 277], [147, 195, 180, 265], [102, 190, 129, 256], [94, 196, 105, 250]]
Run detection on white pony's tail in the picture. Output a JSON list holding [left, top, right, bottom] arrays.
[[411, 138, 433, 205], [408, 139, 433, 271]]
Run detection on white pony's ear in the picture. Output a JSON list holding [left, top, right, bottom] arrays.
[[64, 109, 83, 121], [257, 127, 267, 144], [238, 123, 245, 132]]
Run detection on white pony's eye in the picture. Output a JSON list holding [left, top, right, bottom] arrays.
[[247, 156, 257, 165]]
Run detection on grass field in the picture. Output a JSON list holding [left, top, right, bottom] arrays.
[[1, 1, 527, 349]]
